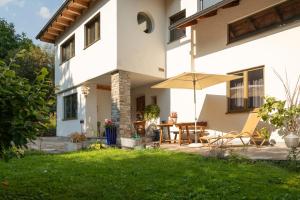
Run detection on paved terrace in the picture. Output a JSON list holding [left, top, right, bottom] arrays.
[[28, 137, 298, 160], [160, 143, 295, 160]]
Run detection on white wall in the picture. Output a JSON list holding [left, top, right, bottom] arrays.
[[56, 87, 86, 137], [55, 0, 118, 91], [166, 0, 300, 142], [117, 0, 166, 79], [165, 0, 199, 77], [97, 89, 111, 134], [131, 85, 171, 122]]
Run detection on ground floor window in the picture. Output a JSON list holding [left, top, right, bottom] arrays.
[[228, 67, 264, 113], [64, 93, 77, 120]]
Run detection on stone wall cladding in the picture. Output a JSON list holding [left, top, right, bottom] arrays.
[[111, 70, 132, 138]]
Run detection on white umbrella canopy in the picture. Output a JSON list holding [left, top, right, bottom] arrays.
[[152, 72, 241, 147], [152, 72, 241, 90]]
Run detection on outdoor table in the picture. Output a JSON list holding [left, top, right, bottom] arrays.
[[157, 123, 174, 145], [175, 122, 207, 145]]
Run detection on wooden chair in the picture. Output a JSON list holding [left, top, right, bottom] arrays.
[[133, 121, 146, 136], [201, 110, 261, 147]]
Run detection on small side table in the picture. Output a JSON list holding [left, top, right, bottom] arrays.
[[157, 123, 174, 145]]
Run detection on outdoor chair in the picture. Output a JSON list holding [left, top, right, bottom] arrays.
[[200, 110, 262, 148]]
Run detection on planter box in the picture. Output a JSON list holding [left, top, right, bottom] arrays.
[[65, 141, 89, 152], [120, 137, 143, 149]]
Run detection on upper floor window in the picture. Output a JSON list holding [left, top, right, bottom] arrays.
[[137, 12, 153, 34], [199, 0, 223, 11], [61, 35, 75, 63], [228, 0, 300, 43], [85, 13, 100, 48], [228, 67, 264, 113], [169, 10, 186, 42], [64, 93, 77, 120]]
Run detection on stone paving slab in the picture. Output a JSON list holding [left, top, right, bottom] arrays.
[[160, 143, 297, 160], [28, 137, 298, 160]]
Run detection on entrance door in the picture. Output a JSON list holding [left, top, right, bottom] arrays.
[[97, 90, 111, 135], [136, 96, 145, 121]]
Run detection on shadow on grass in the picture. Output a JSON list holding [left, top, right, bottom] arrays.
[[0, 149, 300, 200]]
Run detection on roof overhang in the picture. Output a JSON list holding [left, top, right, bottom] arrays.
[[169, 0, 240, 30], [36, 0, 94, 44]]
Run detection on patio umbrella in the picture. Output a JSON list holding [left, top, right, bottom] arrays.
[[152, 72, 241, 147]]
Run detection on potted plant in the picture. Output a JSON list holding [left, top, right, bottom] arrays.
[[104, 119, 117, 145], [66, 132, 87, 151], [258, 71, 300, 148], [144, 104, 160, 122], [144, 104, 160, 141], [169, 112, 178, 124]]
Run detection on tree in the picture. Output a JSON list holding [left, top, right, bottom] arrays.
[[0, 18, 54, 84], [0, 18, 32, 61], [0, 60, 54, 160]]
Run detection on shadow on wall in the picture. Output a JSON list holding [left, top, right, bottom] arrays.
[[198, 94, 248, 133], [198, 94, 279, 138], [57, 60, 87, 137]]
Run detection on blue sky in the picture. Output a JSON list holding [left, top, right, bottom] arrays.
[[0, 0, 64, 44]]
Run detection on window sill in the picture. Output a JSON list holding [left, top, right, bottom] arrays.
[[167, 35, 186, 45], [84, 38, 100, 50], [62, 118, 78, 121], [60, 56, 75, 66], [226, 108, 257, 114]]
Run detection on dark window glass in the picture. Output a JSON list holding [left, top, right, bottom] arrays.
[[169, 10, 186, 42], [248, 69, 264, 109], [61, 35, 75, 63], [229, 73, 244, 111], [137, 12, 153, 33], [85, 13, 100, 48], [64, 93, 77, 120], [228, 0, 300, 43], [201, 0, 223, 10]]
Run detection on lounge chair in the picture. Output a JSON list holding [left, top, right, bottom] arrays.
[[200, 110, 261, 147]]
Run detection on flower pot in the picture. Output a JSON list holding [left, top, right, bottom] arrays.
[[284, 132, 300, 148], [105, 127, 117, 145]]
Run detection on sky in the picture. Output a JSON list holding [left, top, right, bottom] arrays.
[[0, 0, 65, 44]]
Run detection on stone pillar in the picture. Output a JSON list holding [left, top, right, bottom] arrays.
[[111, 70, 131, 138]]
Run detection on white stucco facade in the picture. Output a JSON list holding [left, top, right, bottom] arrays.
[[49, 0, 299, 143]]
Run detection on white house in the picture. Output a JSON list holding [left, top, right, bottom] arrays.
[[37, 0, 300, 143]]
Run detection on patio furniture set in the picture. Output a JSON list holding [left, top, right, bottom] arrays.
[[158, 110, 268, 148]]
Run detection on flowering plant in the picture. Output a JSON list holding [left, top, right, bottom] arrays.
[[104, 119, 116, 128], [169, 112, 178, 118]]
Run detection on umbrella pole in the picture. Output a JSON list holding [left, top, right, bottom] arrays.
[[193, 76, 198, 144]]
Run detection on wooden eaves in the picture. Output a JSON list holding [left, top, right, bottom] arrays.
[[36, 0, 93, 44]]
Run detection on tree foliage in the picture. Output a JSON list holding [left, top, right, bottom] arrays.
[[0, 61, 54, 159], [0, 18, 55, 159]]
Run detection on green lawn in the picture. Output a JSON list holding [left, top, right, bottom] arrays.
[[0, 149, 300, 200]]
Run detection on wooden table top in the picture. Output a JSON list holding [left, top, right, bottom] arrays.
[[175, 122, 207, 127], [158, 122, 207, 128], [157, 123, 174, 127]]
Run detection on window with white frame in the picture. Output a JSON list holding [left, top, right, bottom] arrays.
[[64, 93, 77, 120]]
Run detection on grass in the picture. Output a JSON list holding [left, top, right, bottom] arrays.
[[0, 149, 300, 200]]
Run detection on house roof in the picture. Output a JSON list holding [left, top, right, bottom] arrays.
[[36, 0, 94, 43], [169, 0, 240, 30]]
